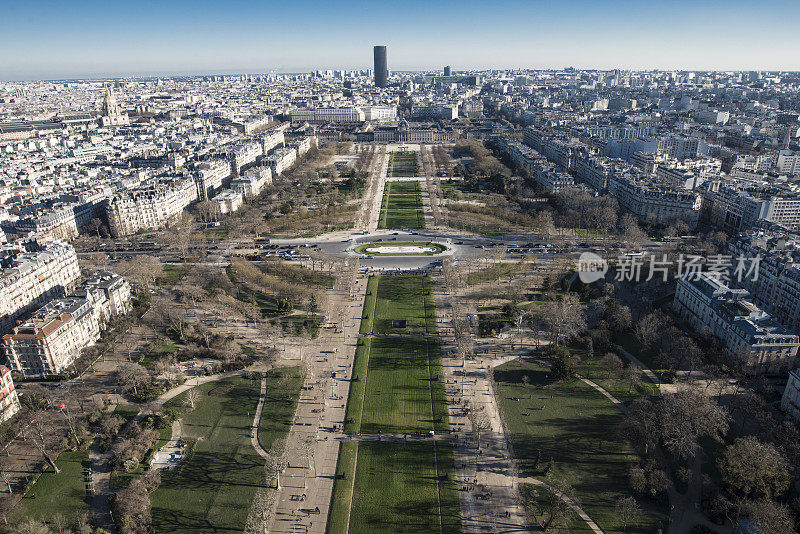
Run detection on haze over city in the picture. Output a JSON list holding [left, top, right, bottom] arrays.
[[2, 0, 800, 79]]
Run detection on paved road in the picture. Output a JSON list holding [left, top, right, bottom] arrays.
[[251, 373, 269, 460]]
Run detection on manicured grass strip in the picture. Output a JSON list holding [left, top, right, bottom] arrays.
[[373, 275, 437, 335], [381, 209, 424, 229], [359, 276, 379, 335], [494, 360, 663, 533], [344, 339, 372, 434], [348, 441, 461, 534], [385, 195, 423, 210], [433, 441, 462, 533], [387, 153, 420, 178], [361, 337, 443, 433], [327, 440, 358, 534], [387, 181, 420, 194], [10, 449, 89, 527], [427, 339, 451, 434], [150, 371, 302, 534]]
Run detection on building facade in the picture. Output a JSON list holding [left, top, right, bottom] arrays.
[[674, 273, 800, 374]]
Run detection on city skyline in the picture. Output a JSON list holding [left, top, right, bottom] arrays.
[[2, 0, 800, 80]]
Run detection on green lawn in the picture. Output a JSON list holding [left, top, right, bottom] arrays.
[[371, 275, 437, 335], [380, 209, 425, 229], [346, 441, 461, 534], [377, 181, 425, 229], [10, 449, 90, 528], [466, 262, 525, 286], [346, 337, 448, 434], [330, 270, 459, 533], [387, 181, 420, 194], [494, 360, 664, 533], [385, 195, 423, 210], [359, 277, 379, 335], [157, 264, 190, 286], [150, 370, 301, 533], [327, 440, 358, 533], [387, 153, 420, 178], [257, 367, 305, 454]]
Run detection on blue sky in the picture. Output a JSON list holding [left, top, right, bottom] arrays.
[[1, 0, 799, 80]]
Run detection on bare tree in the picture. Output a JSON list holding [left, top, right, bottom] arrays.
[[60, 398, 84, 447], [29, 415, 60, 474], [88, 217, 104, 238], [601, 352, 624, 379], [184, 389, 200, 410], [541, 294, 586, 346], [0, 456, 14, 493]]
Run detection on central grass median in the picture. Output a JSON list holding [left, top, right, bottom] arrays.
[[364, 275, 437, 335], [387, 152, 420, 177], [378, 179, 425, 229], [331, 273, 457, 533], [345, 337, 449, 434]]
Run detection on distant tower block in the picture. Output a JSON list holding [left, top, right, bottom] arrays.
[[374, 45, 388, 88], [444, 65, 451, 76]]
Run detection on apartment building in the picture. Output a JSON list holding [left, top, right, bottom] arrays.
[[292, 136, 315, 157], [105, 176, 198, 237], [706, 186, 800, 232], [658, 136, 708, 159], [362, 105, 397, 122], [211, 189, 244, 216], [72, 270, 132, 320], [576, 156, 618, 192], [0, 239, 81, 336], [781, 368, 800, 420], [231, 167, 272, 200], [609, 172, 702, 228], [3, 271, 131, 378], [290, 107, 365, 123], [14, 205, 80, 241], [265, 147, 297, 176], [0, 365, 20, 422], [534, 163, 575, 193], [411, 105, 459, 121], [4, 296, 101, 377], [777, 150, 800, 175], [728, 229, 800, 336], [260, 130, 285, 154], [674, 273, 799, 374], [227, 141, 262, 175], [195, 158, 231, 200]]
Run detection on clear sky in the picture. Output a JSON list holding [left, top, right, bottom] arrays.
[[2, 0, 799, 80]]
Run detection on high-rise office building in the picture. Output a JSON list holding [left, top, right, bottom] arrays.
[[374, 46, 388, 88], [444, 65, 451, 76]]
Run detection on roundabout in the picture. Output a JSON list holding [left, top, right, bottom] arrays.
[[353, 241, 448, 256]]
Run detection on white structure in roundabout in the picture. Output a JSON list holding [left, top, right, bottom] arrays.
[[363, 245, 439, 254]]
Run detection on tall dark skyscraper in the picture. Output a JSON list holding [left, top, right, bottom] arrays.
[[373, 45, 388, 88], [444, 65, 451, 76]]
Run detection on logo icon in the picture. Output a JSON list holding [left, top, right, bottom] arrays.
[[577, 252, 608, 284]]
